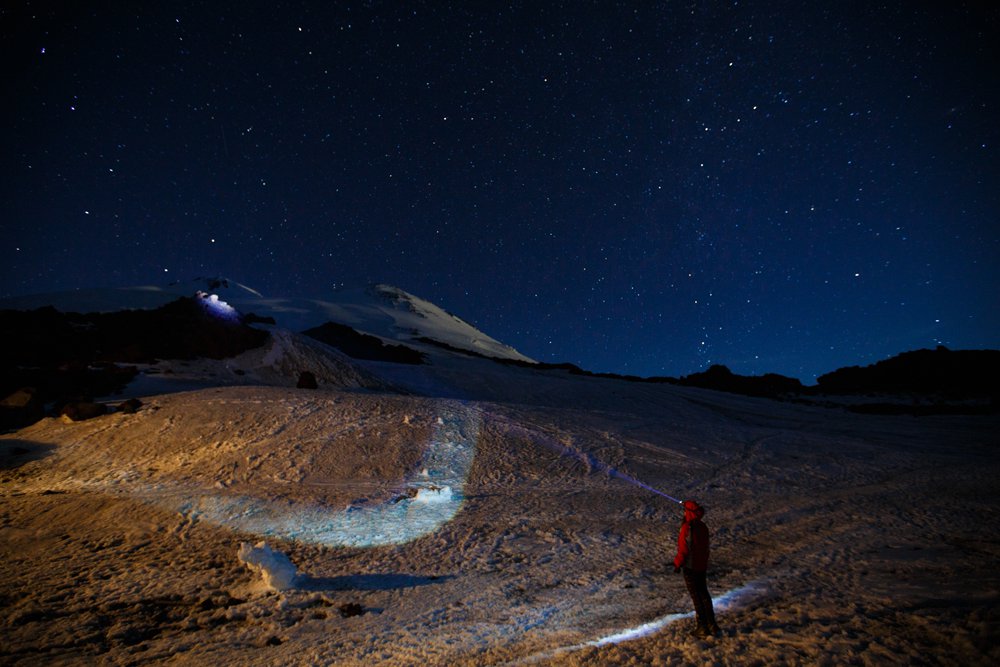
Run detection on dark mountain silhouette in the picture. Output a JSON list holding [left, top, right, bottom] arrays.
[[816, 347, 1000, 396], [1, 296, 268, 370], [1, 296, 270, 428], [676, 364, 804, 397]]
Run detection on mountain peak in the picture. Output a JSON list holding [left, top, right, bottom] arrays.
[[0, 277, 535, 364], [165, 277, 265, 299]]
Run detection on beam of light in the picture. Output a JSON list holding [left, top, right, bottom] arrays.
[[144, 405, 480, 547], [512, 580, 766, 665], [589, 612, 690, 646], [587, 579, 764, 645], [497, 418, 684, 504]]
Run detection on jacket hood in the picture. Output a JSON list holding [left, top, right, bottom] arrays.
[[682, 499, 705, 520]]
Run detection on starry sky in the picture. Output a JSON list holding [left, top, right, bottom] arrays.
[[2, 2, 998, 383]]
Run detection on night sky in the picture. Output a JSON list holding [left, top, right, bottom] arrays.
[[3, 2, 998, 383]]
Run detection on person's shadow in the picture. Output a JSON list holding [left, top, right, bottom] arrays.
[[298, 573, 454, 592]]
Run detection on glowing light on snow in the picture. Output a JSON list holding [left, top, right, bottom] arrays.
[[588, 580, 764, 645], [197, 291, 240, 321], [516, 580, 765, 664], [713, 578, 766, 610], [413, 486, 453, 504], [502, 420, 683, 504], [146, 407, 480, 547], [589, 613, 689, 646], [585, 580, 764, 647]]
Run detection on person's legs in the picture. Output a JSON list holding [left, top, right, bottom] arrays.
[[683, 569, 720, 635], [694, 573, 719, 633], [699, 584, 718, 632], [683, 569, 710, 633]]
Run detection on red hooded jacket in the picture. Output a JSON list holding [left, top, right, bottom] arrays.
[[673, 500, 710, 572]]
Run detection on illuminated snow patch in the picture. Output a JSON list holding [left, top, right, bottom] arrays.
[[586, 580, 764, 646], [413, 485, 453, 503], [178, 486, 466, 547], [515, 580, 765, 664], [150, 407, 480, 547], [713, 578, 766, 610], [197, 291, 240, 321], [589, 612, 689, 646]]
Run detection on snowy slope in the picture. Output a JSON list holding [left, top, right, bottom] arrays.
[[2, 376, 997, 666], [0, 278, 534, 363], [118, 327, 393, 397], [2, 278, 998, 666]]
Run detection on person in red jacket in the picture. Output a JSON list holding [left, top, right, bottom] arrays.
[[673, 499, 720, 637]]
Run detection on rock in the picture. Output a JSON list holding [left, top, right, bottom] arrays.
[[338, 602, 365, 618], [0, 387, 45, 430], [118, 398, 143, 414], [244, 313, 277, 325], [60, 400, 108, 422], [296, 371, 318, 389]]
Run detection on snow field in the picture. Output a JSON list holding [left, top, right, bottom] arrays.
[[2, 382, 998, 665]]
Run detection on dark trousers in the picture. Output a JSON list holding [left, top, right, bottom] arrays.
[[682, 568, 717, 628]]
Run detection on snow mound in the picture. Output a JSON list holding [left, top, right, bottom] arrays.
[[237, 541, 298, 591]]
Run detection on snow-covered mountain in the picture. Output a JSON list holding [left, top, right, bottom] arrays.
[[0, 277, 534, 364]]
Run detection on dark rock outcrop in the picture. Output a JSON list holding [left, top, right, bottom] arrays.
[[1, 297, 268, 371], [59, 400, 108, 422], [0, 387, 45, 431], [118, 398, 143, 414], [296, 371, 318, 389], [0, 296, 270, 429], [303, 322, 425, 364], [244, 313, 277, 325]]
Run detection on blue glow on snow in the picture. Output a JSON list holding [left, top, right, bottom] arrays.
[[157, 408, 480, 547], [587, 580, 764, 646], [589, 612, 690, 646], [176, 484, 465, 546], [515, 580, 765, 664], [593, 580, 764, 644], [197, 291, 240, 321], [501, 420, 684, 504], [713, 578, 767, 610]]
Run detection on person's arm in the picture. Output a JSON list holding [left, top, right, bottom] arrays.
[[673, 522, 689, 570]]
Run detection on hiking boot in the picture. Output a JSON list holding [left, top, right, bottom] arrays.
[[690, 624, 711, 638]]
